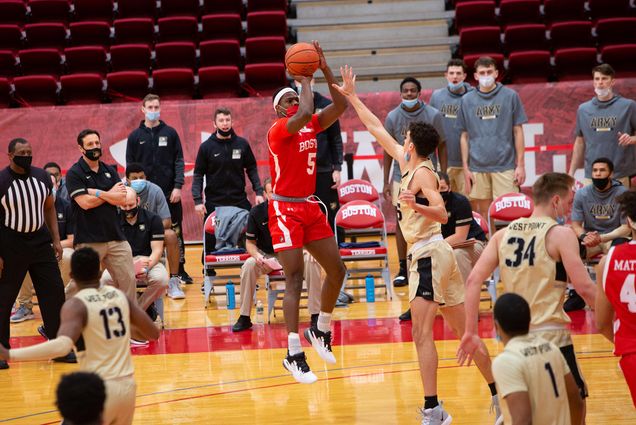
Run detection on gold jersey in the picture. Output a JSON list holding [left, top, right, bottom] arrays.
[[398, 160, 441, 245], [74, 286, 134, 380], [499, 216, 570, 328]]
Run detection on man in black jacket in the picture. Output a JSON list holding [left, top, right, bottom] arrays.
[[192, 107, 264, 253], [125, 94, 191, 283]]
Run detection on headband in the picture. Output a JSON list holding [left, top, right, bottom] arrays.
[[273, 88, 297, 111]]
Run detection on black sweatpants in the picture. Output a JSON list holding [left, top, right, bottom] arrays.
[[168, 200, 185, 267], [314, 171, 344, 242]]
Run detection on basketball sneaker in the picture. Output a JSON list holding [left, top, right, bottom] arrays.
[[0, 360, 8, 370], [304, 326, 336, 364], [283, 351, 317, 384], [10, 305, 35, 323], [418, 402, 452, 425], [393, 269, 407, 287], [167, 276, 185, 299]]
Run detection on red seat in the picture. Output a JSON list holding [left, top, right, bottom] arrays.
[[504, 24, 547, 53], [472, 211, 489, 237], [202, 14, 243, 41], [507, 50, 551, 83], [61, 73, 103, 104], [64, 46, 108, 76], [152, 68, 195, 99], [244, 63, 286, 96], [459, 26, 501, 56], [499, 0, 542, 28], [117, 0, 157, 18], [69, 21, 111, 46], [13, 74, 58, 106], [204, 0, 243, 15], [158, 16, 199, 43], [247, 0, 287, 12], [199, 65, 241, 98], [0, 77, 11, 107], [247, 11, 287, 38], [199, 39, 241, 67], [204, 253, 251, 263], [74, 0, 114, 23], [544, 0, 586, 24], [337, 179, 380, 204], [113, 18, 155, 45], [19, 48, 63, 76], [110, 44, 152, 72], [0, 0, 26, 25], [160, 0, 199, 17], [339, 247, 388, 257], [0, 50, 17, 77], [155, 41, 196, 70], [554, 47, 599, 81], [601, 44, 636, 78], [25, 23, 67, 50], [106, 70, 149, 102], [488, 192, 534, 232], [28, 0, 70, 23], [455, 1, 496, 31], [589, 0, 631, 21], [0, 25, 23, 51], [245, 36, 286, 63], [596, 18, 636, 48], [462, 53, 505, 84], [549, 21, 594, 50]]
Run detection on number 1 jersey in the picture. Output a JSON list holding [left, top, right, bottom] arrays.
[[74, 286, 134, 380], [267, 114, 322, 198], [602, 241, 636, 356]]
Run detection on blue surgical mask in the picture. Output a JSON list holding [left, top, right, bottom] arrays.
[[448, 81, 463, 91], [401, 98, 419, 109], [51, 187, 57, 199], [554, 203, 567, 225], [130, 179, 147, 193], [145, 111, 160, 121], [404, 151, 411, 162]]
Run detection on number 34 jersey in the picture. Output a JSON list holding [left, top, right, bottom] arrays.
[[499, 216, 570, 328], [74, 286, 134, 380]]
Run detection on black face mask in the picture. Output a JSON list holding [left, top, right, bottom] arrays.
[[124, 207, 139, 219], [440, 190, 452, 203], [217, 128, 233, 138], [84, 147, 102, 161], [13, 155, 32, 172], [592, 177, 610, 191]]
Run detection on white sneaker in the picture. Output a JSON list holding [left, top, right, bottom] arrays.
[[130, 339, 149, 346], [491, 395, 503, 425], [304, 326, 336, 364], [419, 402, 452, 425], [283, 351, 318, 384], [167, 277, 185, 299]]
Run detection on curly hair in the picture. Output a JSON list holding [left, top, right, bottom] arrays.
[[407, 122, 439, 158], [617, 190, 636, 222]]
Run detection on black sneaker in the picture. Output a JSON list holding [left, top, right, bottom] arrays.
[[232, 315, 252, 332], [0, 360, 8, 370], [564, 289, 586, 312], [393, 270, 408, 287], [310, 314, 319, 329], [37, 325, 48, 340], [399, 308, 411, 321], [179, 270, 193, 284], [283, 351, 317, 384], [304, 326, 335, 364], [53, 351, 77, 363]]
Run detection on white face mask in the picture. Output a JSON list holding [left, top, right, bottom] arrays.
[[594, 87, 611, 98], [479, 76, 495, 89]]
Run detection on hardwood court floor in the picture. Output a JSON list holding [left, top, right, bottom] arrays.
[[2, 243, 635, 424]]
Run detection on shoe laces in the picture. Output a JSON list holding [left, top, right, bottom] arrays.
[[321, 330, 333, 351], [290, 352, 310, 373]]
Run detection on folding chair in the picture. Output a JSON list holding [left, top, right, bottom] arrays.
[[335, 200, 393, 300], [202, 212, 250, 308], [336, 179, 381, 239]]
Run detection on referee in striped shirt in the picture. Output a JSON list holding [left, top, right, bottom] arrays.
[[0, 138, 65, 369]]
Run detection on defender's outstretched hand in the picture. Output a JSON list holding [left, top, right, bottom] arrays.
[[313, 40, 327, 70], [332, 65, 357, 98], [457, 332, 487, 366]]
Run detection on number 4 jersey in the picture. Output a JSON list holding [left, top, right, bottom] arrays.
[[74, 286, 134, 380], [499, 216, 570, 329], [267, 114, 322, 198], [602, 241, 636, 356]]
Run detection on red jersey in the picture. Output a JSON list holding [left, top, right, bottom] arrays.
[[267, 114, 322, 198], [602, 241, 636, 356]]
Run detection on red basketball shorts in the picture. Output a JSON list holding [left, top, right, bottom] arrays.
[[620, 353, 636, 408], [268, 199, 334, 252]]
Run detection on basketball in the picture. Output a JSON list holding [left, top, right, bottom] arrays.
[[285, 42, 320, 77]]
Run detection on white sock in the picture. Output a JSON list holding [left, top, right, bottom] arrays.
[[317, 311, 332, 333], [288, 332, 303, 356]]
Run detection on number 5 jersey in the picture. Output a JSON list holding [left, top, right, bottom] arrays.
[[74, 286, 134, 380]]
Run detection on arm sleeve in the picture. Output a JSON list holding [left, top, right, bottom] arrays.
[[456, 98, 468, 132], [571, 191, 584, 223], [173, 131, 185, 190], [512, 92, 528, 126], [192, 144, 206, 205], [492, 353, 529, 397], [10, 335, 74, 362], [65, 168, 87, 199], [245, 209, 257, 240], [453, 195, 473, 227], [433, 111, 446, 142], [150, 214, 165, 241], [244, 142, 263, 196], [327, 119, 344, 171]]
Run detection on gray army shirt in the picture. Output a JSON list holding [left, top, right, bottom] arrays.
[[571, 179, 628, 234]]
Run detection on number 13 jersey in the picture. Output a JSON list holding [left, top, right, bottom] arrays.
[[499, 216, 570, 328], [74, 286, 134, 380], [267, 114, 323, 198]]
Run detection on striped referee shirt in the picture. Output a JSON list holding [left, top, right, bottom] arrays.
[[0, 166, 52, 233]]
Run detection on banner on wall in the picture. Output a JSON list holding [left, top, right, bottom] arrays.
[[0, 78, 633, 240]]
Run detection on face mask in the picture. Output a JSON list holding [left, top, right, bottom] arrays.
[[130, 179, 147, 193], [84, 147, 101, 161], [594, 87, 611, 98], [591, 177, 610, 191], [124, 207, 139, 219], [404, 151, 411, 162], [401, 98, 419, 109], [13, 155, 32, 172], [51, 187, 57, 199], [145, 111, 160, 121], [448, 81, 463, 91], [217, 128, 233, 138], [441, 190, 452, 202], [553, 202, 567, 225], [284, 105, 299, 117], [479, 76, 495, 88]]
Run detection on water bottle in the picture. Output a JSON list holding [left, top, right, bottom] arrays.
[[226, 280, 236, 310], [365, 274, 375, 303], [255, 300, 264, 324]]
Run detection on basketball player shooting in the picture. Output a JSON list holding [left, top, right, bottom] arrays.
[[268, 41, 348, 384]]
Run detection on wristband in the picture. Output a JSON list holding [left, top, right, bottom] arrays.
[[578, 232, 587, 241], [95, 190, 101, 198]]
